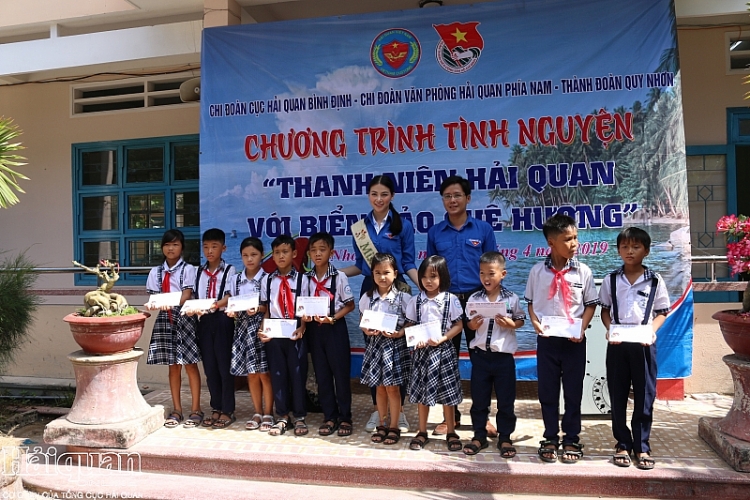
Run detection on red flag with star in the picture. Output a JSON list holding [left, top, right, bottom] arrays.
[[433, 22, 484, 52]]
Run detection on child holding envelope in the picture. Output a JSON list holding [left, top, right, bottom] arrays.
[[598, 227, 670, 470]]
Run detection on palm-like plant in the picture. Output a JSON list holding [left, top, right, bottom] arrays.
[[0, 117, 28, 209]]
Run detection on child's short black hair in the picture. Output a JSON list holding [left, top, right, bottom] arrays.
[[161, 229, 185, 248], [367, 253, 398, 297], [542, 213, 577, 240], [439, 175, 471, 196], [418, 255, 451, 292], [202, 228, 226, 244], [308, 231, 334, 249], [240, 237, 263, 254], [480, 251, 506, 267], [617, 227, 651, 250], [271, 234, 295, 251]]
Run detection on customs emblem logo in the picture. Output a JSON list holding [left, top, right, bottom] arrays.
[[371, 28, 421, 78]]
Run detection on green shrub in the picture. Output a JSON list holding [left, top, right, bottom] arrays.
[[0, 252, 39, 370]]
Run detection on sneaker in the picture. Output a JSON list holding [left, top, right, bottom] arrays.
[[398, 412, 410, 433], [365, 410, 380, 432]]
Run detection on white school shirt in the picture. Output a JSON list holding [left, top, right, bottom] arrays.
[[146, 258, 196, 295], [598, 266, 670, 324], [225, 268, 266, 298], [195, 259, 236, 300], [358, 288, 410, 330], [260, 268, 305, 319], [405, 291, 463, 328], [467, 287, 526, 354], [303, 264, 354, 314], [524, 256, 598, 319]]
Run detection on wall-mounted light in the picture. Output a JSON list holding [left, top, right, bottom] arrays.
[[419, 0, 444, 7]]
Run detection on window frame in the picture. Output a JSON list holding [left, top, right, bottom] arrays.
[[72, 135, 200, 286]]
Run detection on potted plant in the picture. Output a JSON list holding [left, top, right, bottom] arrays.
[[64, 260, 150, 355], [712, 214, 750, 360]]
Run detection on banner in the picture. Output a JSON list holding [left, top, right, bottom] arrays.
[[200, 0, 691, 378]]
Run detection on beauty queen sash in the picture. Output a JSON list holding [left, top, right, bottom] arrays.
[[350, 218, 411, 294]]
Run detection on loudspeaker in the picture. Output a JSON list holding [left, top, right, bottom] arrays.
[[179, 77, 201, 102]]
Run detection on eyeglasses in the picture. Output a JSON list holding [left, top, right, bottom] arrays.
[[442, 194, 465, 200]]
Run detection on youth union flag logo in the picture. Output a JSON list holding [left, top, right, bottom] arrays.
[[433, 21, 484, 74], [371, 28, 421, 78]]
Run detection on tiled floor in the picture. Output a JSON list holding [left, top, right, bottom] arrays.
[[143, 380, 736, 471]]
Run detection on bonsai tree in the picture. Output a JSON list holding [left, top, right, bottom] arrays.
[[72, 260, 136, 316], [716, 215, 750, 313]]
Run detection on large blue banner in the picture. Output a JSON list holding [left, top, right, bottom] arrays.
[[200, 0, 691, 378]]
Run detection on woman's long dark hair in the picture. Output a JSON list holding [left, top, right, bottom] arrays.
[[368, 175, 402, 235]]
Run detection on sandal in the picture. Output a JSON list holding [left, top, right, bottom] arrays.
[[294, 418, 309, 436], [499, 440, 517, 459], [212, 413, 236, 429], [371, 425, 388, 443], [463, 437, 488, 456], [260, 415, 274, 432], [613, 446, 631, 467], [164, 411, 183, 428], [383, 428, 401, 445], [560, 443, 584, 464], [409, 431, 429, 451], [337, 421, 353, 437], [269, 418, 287, 436], [635, 453, 655, 470], [202, 410, 220, 428], [183, 411, 204, 428], [246, 413, 262, 431], [318, 420, 338, 436], [538, 440, 559, 463], [446, 432, 462, 452]]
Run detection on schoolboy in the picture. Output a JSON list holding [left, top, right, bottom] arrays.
[[598, 227, 670, 470], [260, 234, 309, 436], [463, 252, 525, 457], [524, 214, 598, 464], [192, 228, 236, 429], [303, 232, 356, 437]]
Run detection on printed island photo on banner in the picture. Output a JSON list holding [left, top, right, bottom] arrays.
[[199, 0, 692, 381]]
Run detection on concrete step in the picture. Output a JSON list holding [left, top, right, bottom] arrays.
[[18, 441, 750, 500], [18, 466, 665, 500]]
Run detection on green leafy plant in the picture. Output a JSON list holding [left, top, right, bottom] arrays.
[[0, 252, 40, 370], [0, 117, 29, 209]]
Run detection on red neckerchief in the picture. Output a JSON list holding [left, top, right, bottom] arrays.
[[548, 266, 573, 323], [278, 274, 294, 319], [311, 276, 334, 300], [162, 270, 173, 323], [204, 266, 220, 299]]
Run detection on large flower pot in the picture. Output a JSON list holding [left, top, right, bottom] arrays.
[[63, 312, 150, 355], [712, 310, 750, 361]]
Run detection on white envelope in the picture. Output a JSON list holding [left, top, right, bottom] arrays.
[[295, 296, 330, 317], [540, 315, 583, 339], [609, 324, 655, 345], [465, 301, 508, 319], [405, 320, 443, 348], [145, 291, 182, 308], [360, 310, 399, 333], [226, 293, 259, 313], [180, 299, 216, 315], [261, 319, 298, 338]]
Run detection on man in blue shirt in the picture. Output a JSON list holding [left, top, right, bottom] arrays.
[[426, 175, 497, 435]]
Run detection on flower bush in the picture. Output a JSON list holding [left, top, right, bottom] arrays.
[[717, 214, 750, 313]]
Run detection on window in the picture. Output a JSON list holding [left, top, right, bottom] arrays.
[[71, 74, 198, 115], [727, 32, 750, 74], [73, 136, 201, 285]]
